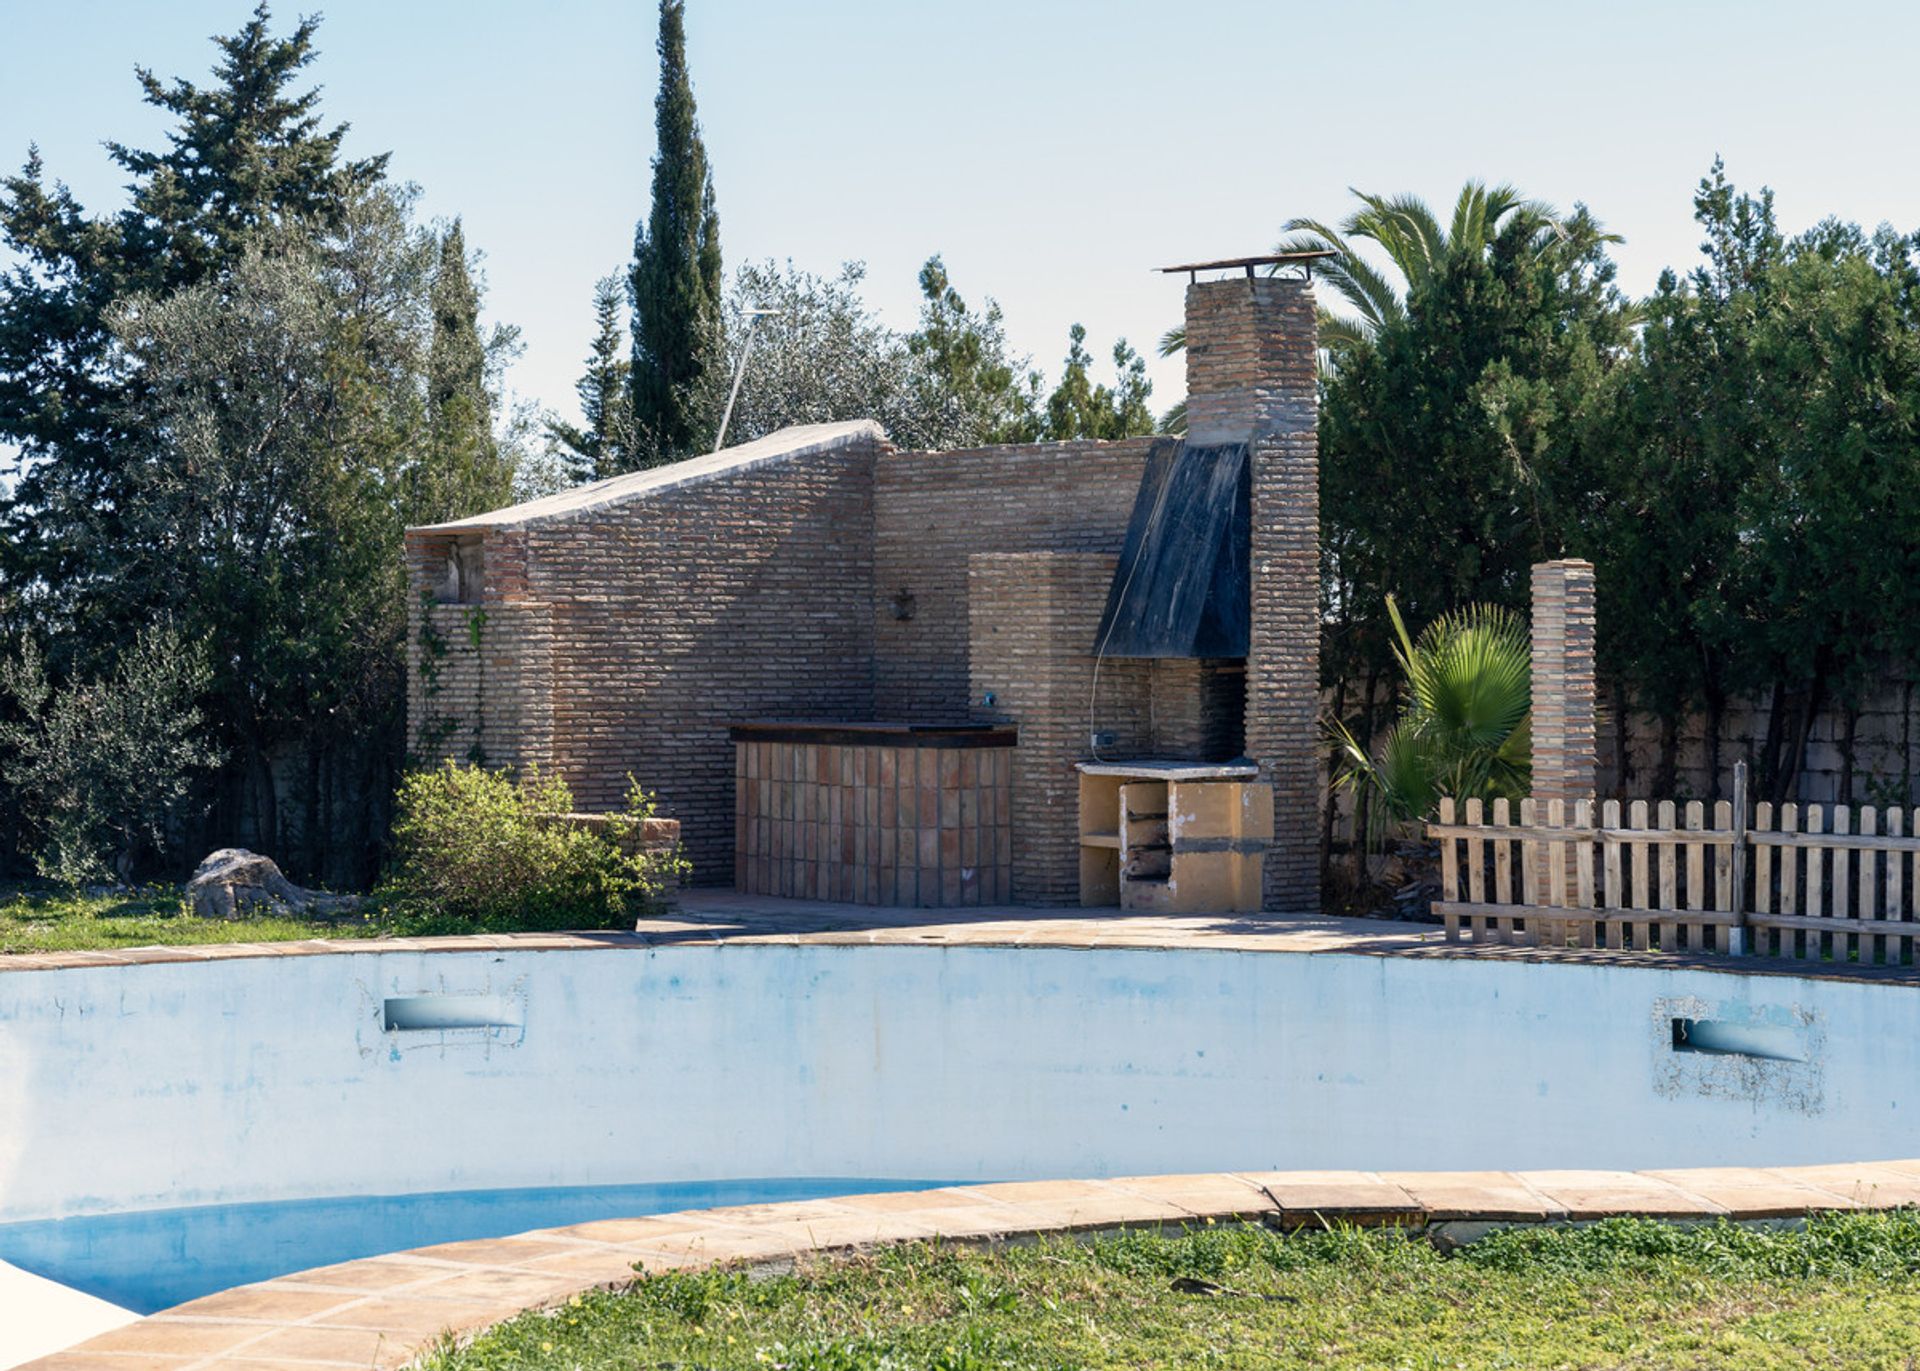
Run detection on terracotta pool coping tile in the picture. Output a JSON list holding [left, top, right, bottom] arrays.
[[1827, 1157, 1920, 1184], [712, 1208, 975, 1251], [304, 1295, 508, 1336], [960, 1180, 1195, 1230], [1764, 1163, 1920, 1207], [832, 1187, 1003, 1215], [23, 1356, 198, 1371], [1518, 1170, 1728, 1218], [157, 1288, 360, 1324], [855, 1205, 1055, 1241], [553, 1224, 800, 1266], [1379, 1171, 1566, 1222], [74, 1323, 267, 1359], [687, 1198, 878, 1226], [378, 1267, 584, 1308], [1103, 1172, 1277, 1218], [1635, 1167, 1861, 1217], [268, 1256, 471, 1292], [509, 1247, 653, 1281], [544, 1214, 711, 1244], [401, 1236, 592, 1267], [1233, 1170, 1425, 1226], [189, 1361, 367, 1371], [217, 1324, 399, 1366]]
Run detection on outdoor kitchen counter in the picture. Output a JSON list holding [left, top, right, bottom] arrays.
[[729, 721, 1015, 908]]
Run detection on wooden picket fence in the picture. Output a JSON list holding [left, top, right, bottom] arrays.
[[1428, 764, 1920, 964]]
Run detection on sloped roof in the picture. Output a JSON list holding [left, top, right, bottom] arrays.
[[410, 420, 886, 533]]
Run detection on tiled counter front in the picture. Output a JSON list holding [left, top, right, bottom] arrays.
[[731, 723, 1014, 907]]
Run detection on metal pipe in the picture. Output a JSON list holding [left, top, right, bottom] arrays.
[[713, 307, 783, 453]]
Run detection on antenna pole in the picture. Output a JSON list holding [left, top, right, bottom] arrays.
[[713, 311, 769, 453]]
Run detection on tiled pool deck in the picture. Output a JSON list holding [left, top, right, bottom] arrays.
[[8, 887, 1920, 985], [26, 1163, 1920, 1371]]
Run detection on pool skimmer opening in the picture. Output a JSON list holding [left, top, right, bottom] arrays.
[[1670, 1017, 1805, 1063], [383, 993, 522, 1033]]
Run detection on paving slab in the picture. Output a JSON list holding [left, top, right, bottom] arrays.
[[961, 1179, 1193, 1230], [1639, 1167, 1861, 1217], [1519, 1170, 1727, 1218], [1381, 1170, 1565, 1222], [1767, 1163, 1920, 1207], [1104, 1172, 1277, 1218], [1235, 1171, 1424, 1227], [157, 1286, 358, 1324], [75, 1322, 266, 1359]]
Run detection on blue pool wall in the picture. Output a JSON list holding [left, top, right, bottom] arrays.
[[0, 943, 1912, 1226]]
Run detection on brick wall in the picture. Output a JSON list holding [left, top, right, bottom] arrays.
[[1149, 659, 1246, 762], [403, 532, 556, 773], [406, 435, 880, 882], [1530, 560, 1599, 807], [1185, 278, 1321, 913], [874, 439, 1154, 720], [968, 552, 1156, 904]]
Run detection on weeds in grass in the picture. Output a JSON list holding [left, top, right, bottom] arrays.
[[424, 1212, 1920, 1371]]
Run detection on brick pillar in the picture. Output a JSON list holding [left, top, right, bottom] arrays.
[[1531, 560, 1598, 904], [1185, 277, 1320, 913]]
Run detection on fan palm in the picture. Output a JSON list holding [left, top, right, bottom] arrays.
[[1330, 595, 1532, 838]]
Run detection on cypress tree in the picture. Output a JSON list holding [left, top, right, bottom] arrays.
[[421, 220, 511, 521], [628, 0, 723, 466], [548, 275, 635, 482]]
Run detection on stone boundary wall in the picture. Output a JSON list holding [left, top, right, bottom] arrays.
[[1602, 679, 1920, 807]]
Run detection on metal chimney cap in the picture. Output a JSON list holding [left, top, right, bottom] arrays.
[[1156, 250, 1338, 283]]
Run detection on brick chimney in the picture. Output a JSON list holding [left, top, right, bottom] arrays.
[[1183, 277, 1320, 913]]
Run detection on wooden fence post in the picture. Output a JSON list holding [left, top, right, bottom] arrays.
[[1730, 760, 1749, 957]]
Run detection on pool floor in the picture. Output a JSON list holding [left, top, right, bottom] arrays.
[[0, 1178, 952, 1313]]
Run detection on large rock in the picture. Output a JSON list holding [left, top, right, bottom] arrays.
[[186, 849, 362, 920]]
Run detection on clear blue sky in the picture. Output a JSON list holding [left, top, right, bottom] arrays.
[[5, 0, 1919, 430]]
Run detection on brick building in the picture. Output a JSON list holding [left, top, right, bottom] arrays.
[[405, 271, 1322, 912]]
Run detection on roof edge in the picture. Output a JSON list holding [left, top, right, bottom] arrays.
[[409, 420, 886, 535]]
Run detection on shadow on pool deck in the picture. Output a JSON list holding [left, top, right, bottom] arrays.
[[639, 888, 1920, 986]]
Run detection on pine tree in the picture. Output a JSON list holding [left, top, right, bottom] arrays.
[[628, 0, 723, 466], [1042, 325, 1154, 441], [420, 220, 512, 521], [548, 275, 635, 482], [0, 1, 386, 650]]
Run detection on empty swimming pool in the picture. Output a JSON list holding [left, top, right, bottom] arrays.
[[2, 940, 1916, 1315]]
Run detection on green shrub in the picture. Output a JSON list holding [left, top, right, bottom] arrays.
[[380, 763, 684, 932], [1330, 594, 1531, 840], [0, 628, 222, 884]]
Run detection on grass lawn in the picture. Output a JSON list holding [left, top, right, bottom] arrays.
[[0, 881, 376, 954], [424, 1213, 1920, 1371]]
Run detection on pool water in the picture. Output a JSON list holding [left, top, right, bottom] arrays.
[[0, 1178, 951, 1314]]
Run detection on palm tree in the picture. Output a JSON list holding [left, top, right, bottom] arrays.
[[1330, 595, 1531, 842], [1157, 181, 1582, 432]]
